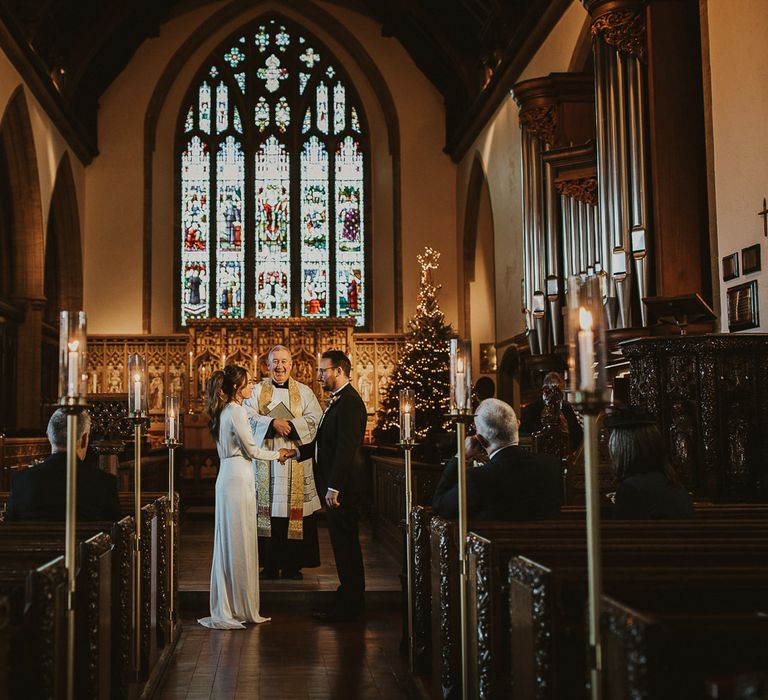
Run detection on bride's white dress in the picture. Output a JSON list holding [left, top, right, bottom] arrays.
[[198, 402, 280, 629]]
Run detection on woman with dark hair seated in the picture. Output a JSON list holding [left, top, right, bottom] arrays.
[[605, 408, 694, 519]]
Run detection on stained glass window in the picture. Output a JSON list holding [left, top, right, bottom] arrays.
[[178, 16, 369, 327]]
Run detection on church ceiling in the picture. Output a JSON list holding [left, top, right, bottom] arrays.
[[0, 0, 568, 160]]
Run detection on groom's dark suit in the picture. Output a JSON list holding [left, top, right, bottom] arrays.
[[298, 382, 367, 616]]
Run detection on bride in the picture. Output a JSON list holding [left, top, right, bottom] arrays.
[[198, 364, 293, 629]]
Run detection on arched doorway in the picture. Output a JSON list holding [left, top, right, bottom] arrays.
[[0, 87, 45, 429], [42, 152, 84, 404], [463, 156, 497, 390]]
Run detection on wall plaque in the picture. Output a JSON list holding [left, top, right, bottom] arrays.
[[742, 243, 761, 274], [722, 252, 739, 281], [727, 281, 759, 332]]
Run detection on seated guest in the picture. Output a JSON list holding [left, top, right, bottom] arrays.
[[6, 409, 121, 522], [432, 399, 562, 520], [519, 371, 583, 448], [473, 376, 495, 403], [605, 408, 693, 519]]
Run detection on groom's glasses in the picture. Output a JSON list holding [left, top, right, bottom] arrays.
[[318, 366, 338, 376]]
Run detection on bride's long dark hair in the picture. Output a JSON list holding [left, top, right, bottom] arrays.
[[206, 364, 248, 440]]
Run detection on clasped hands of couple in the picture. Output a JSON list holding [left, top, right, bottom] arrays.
[[276, 447, 297, 464]]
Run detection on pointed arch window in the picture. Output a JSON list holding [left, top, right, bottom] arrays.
[[178, 17, 369, 327]]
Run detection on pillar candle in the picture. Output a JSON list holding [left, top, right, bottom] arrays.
[[578, 307, 596, 391], [403, 403, 411, 441], [455, 357, 466, 409], [67, 341, 80, 397], [133, 373, 142, 413]]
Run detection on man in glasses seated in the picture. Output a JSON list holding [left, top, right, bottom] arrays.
[[432, 398, 562, 521]]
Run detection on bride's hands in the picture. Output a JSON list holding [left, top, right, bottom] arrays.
[[277, 448, 297, 464]]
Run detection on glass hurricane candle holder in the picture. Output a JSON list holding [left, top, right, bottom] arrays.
[[566, 275, 609, 413], [128, 354, 148, 415], [449, 338, 473, 414], [58, 310, 87, 405], [399, 388, 415, 443]]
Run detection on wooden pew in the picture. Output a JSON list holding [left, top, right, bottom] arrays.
[[0, 534, 111, 698], [428, 516, 768, 699], [0, 517, 135, 699], [470, 529, 768, 699], [0, 553, 68, 699], [508, 556, 768, 700], [411, 506, 433, 676], [412, 503, 768, 697], [0, 530, 112, 699], [0, 594, 8, 699], [601, 596, 768, 700], [0, 490, 177, 668]]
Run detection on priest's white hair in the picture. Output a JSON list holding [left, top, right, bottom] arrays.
[[268, 344, 292, 361], [474, 399, 519, 446]]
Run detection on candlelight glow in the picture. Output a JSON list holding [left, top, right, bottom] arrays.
[[134, 372, 141, 382], [68, 340, 79, 352], [579, 307, 593, 332]]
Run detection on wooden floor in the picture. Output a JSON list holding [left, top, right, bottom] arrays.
[[157, 510, 409, 699], [157, 610, 410, 699]]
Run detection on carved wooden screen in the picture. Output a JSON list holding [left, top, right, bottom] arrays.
[[177, 15, 370, 329]]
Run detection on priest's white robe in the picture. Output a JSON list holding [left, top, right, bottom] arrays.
[[245, 380, 323, 517]]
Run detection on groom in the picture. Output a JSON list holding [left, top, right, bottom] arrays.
[[296, 350, 367, 622]]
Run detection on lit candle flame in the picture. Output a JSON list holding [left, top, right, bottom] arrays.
[[134, 372, 141, 382], [68, 340, 79, 352], [579, 307, 593, 332]]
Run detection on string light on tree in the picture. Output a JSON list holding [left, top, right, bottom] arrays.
[[373, 247, 453, 445]]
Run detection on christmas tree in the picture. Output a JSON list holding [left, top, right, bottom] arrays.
[[373, 247, 453, 444]]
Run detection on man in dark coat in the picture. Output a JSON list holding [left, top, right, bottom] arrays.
[[433, 398, 562, 521], [296, 350, 368, 621], [519, 371, 583, 448], [7, 408, 121, 522]]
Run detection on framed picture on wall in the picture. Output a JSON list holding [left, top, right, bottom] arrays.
[[742, 244, 761, 274], [722, 252, 739, 281], [727, 280, 759, 332]]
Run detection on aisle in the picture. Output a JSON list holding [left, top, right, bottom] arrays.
[[161, 510, 409, 698], [157, 610, 410, 699]]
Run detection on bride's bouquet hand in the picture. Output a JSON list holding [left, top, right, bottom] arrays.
[[277, 448, 297, 464]]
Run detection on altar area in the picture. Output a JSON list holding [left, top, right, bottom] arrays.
[[81, 318, 404, 504]]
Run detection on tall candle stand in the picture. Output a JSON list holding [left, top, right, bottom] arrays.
[[128, 353, 147, 677], [397, 388, 417, 671], [448, 339, 473, 700], [59, 310, 88, 700], [164, 395, 181, 638], [567, 276, 609, 700]]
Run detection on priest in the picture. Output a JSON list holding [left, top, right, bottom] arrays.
[[246, 345, 323, 579]]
